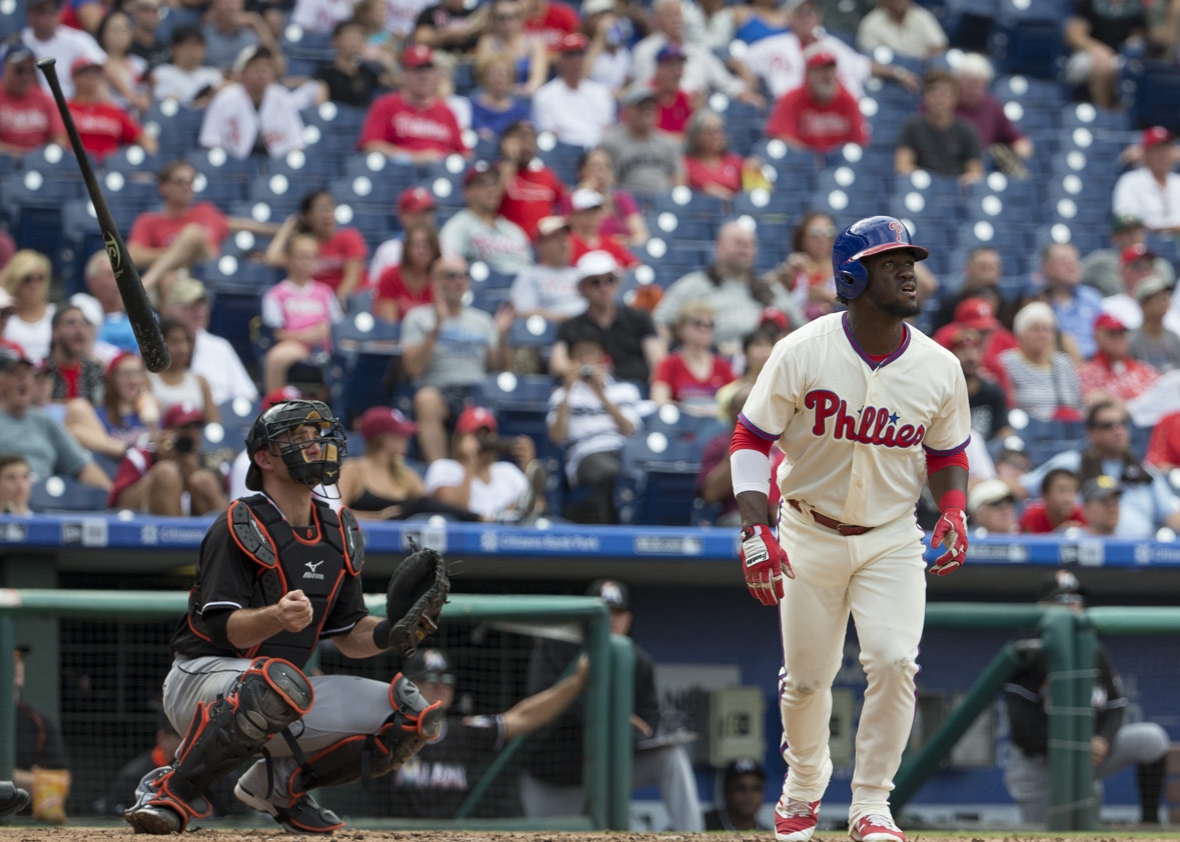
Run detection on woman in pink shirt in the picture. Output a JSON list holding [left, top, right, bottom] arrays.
[[266, 190, 369, 306], [261, 234, 345, 392]]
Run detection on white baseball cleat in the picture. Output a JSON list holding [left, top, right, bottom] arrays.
[[850, 813, 906, 842], [775, 798, 822, 842]]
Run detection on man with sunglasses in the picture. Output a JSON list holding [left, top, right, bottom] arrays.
[[1020, 399, 1180, 539], [1003, 569, 1169, 826], [0, 39, 69, 156]]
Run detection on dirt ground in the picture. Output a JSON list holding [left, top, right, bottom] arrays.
[[1, 830, 1179, 841]]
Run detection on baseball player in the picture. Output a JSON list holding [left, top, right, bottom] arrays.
[[729, 216, 971, 842], [0, 782, 29, 818], [124, 399, 447, 835]]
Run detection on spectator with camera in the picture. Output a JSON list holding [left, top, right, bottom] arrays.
[[548, 336, 642, 523], [424, 406, 545, 522], [109, 401, 228, 515]]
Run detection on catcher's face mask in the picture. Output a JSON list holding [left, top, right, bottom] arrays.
[[246, 400, 347, 493]]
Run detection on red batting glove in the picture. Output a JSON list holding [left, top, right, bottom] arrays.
[[739, 523, 793, 606], [930, 508, 968, 576]]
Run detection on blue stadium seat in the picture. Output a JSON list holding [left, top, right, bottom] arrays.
[[615, 430, 702, 525], [262, 148, 337, 193], [1125, 58, 1180, 133], [30, 476, 110, 513], [749, 139, 819, 195], [60, 200, 112, 296], [1015, 417, 1086, 467], [249, 173, 305, 218], [955, 218, 1029, 254], [509, 316, 559, 350], [731, 188, 797, 233], [329, 312, 401, 424], [331, 169, 416, 212], [475, 372, 557, 447], [143, 100, 206, 158], [468, 261, 516, 291], [301, 102, 369, 147], [989, 0, 1066, 79]]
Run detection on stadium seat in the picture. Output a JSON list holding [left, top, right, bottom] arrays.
[[60, 200, 112, 296], [989, 0, 1066, 79], [1125, 57, 1180, 133], [615, 430, 702, 525], [329, 312, 401, 424], [248, 174, 305, 218], [143, 100, 206, 159], [468, 261, 516, 291], [262, 148, 337, 193], [30, 476, 110, 513], [474, 372, 556, 449]]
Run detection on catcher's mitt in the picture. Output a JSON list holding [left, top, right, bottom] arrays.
[[375, 538, 450, 656]]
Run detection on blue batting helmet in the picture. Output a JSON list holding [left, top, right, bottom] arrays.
[[831, 216, 929, 300]]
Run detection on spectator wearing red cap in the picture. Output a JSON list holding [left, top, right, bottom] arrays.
[[1113, 128, 1180, 233], [1065, 0, 1145, 110], [766, 43, 867, 153], [1078, 313, 1159, 403], [0, 40, 68, 155], [424, 405, 542, 520], [109, 401, 228, 515], [856, 0, 947, 60], [1100, 243, 1162, 330], [359, 45, 468, 162], [895, 69, 983, 184], [947, 295, 1017, 384], [369, 187, 439, 282], [934, 324, 1011, 442], [475, 0, 550, 96], [510, 216, 584, 321], [1081, 214, 1175, 298], [199, 46, 305, 161], [373, 223, 440, 322], [66, 56, 156, 159], [22, 0, 107, 100], [438, 161, 533, 273], [522, 0, 579, 52], [532, 34, 616, 147], [496, 120, 566, 238]]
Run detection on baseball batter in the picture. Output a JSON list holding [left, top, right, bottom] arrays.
[[729, 216, 971, 842], [123, 399, 446, 835]]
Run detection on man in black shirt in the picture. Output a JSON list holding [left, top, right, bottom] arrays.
[[550, 251, 665, 386], [413, 0, 490, 54], [128, 0, 171, 68], [1002, 570, 1169, 826], [371, 647, 589, 818], [314, 19, 384, 107], [14, 646, 70, 821], [124, 399, 444, 836], [895, 70, 983, 184]]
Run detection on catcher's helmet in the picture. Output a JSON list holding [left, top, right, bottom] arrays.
[[244, 399, 347, 492], [832, 216, 929, 300]]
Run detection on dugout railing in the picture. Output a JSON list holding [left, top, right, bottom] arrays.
[[0, 590, 635, 830]]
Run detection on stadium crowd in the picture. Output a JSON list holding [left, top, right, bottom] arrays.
[[3, 0, 1180, 532]]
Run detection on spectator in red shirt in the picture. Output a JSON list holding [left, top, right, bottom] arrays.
[[1020, 468, 1087, 534], [127, 159, 277, 300], [1078, 313, 1160, 403], [652, 43, 695, 139], [264, 190, 369, 306], [373, 223, 440, 322], [369, 186, 439, 281], [567, 189, 640, 268], [952, 296, 1018, 386], [765, 44, 867, 153], [66, 56, 156, 160], [954, 53, 1032, 163], [683, 109, 748, 201], [0, 40, 68, 156], [650, 300, 736, 416], [523, 0, 580, 52], [358, 44, 468, 162], [1145, 408, 1180, 473], [109, 401, 228, 515], [497, 120, 565, 237]]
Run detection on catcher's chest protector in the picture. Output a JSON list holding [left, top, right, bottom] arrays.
[[224, 496, 364, 666]]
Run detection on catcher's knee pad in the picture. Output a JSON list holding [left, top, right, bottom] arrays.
[[147, 659, 313, 825], [287, 673, 444, 795]]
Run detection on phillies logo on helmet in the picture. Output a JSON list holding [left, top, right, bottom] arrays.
[[804, 389, 927, 448]]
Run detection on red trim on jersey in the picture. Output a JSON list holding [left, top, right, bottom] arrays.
[[732, 417, 775, 453], [926, 449, 969, 475], [842, 313, 911, 369]]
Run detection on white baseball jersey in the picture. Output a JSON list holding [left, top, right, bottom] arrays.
[[739, 312, 971, 527], [198, 83, 305, 160], [745, 31, 872, 100]]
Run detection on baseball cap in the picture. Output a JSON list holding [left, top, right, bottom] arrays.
[[570, 188, 605, 212], [587, 578, 629, 610], [402, 647, 455, 684], [656, 43, 686, 64], [358, 406, 416, 439], [162, 401, 206, 428], [1081, 474, 1122, 503], [463, 159, 497, 188], [68, 292, 102, 327], [402, 44, 434, 69], [0, 347, 33, 372], [1134, 273, 1173, 303], [70, 56, 103, 76], [804, 42, 837, 68], [455, 405, 498, 434], [1, 40, 35, 66], [167, 275, 208, 308], [966, 478, 1015, 515], [233, 44, 273, 75], [558, 33, 589, 53], [933, 323, 980, 351], [1037, 568, 1087, 603], [533, 215, 569, 241], [1093, 312, 1127, 333], [263, 385, 303, 409], [722, 758, 766, 789], [581, 0, 613, 14], [576, 249, 620, 281], [620, 82, 657, 107], [1120, 243, 1156, 266], [760, 307, 790, 335], [1110, 213, 1143, 233], [1141, 126, 1174, 149], [398, 186, 436, 214], [953, 297, 1000, 332]]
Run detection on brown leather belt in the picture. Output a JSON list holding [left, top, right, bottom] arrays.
[[788, 499, 875, 536]]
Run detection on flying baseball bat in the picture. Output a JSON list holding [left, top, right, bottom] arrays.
[[36, 57, 171, 373]]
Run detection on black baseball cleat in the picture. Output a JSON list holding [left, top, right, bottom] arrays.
[[0, 782, 30, 818], [124, 803, 184, 834], [234, 781, 345, 834]]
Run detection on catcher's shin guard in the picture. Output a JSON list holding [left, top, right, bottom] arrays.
[[287, 673, 443, 794], [127, 658, 313, 833]]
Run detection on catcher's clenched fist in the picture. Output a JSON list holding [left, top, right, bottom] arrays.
[[276, 589, 314, 632]]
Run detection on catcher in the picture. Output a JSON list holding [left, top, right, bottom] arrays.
[[124, 399, 450, 835]]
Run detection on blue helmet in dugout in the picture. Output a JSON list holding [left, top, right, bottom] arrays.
[[831, 215, 930, 300], [244, 400, 347, 491]]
